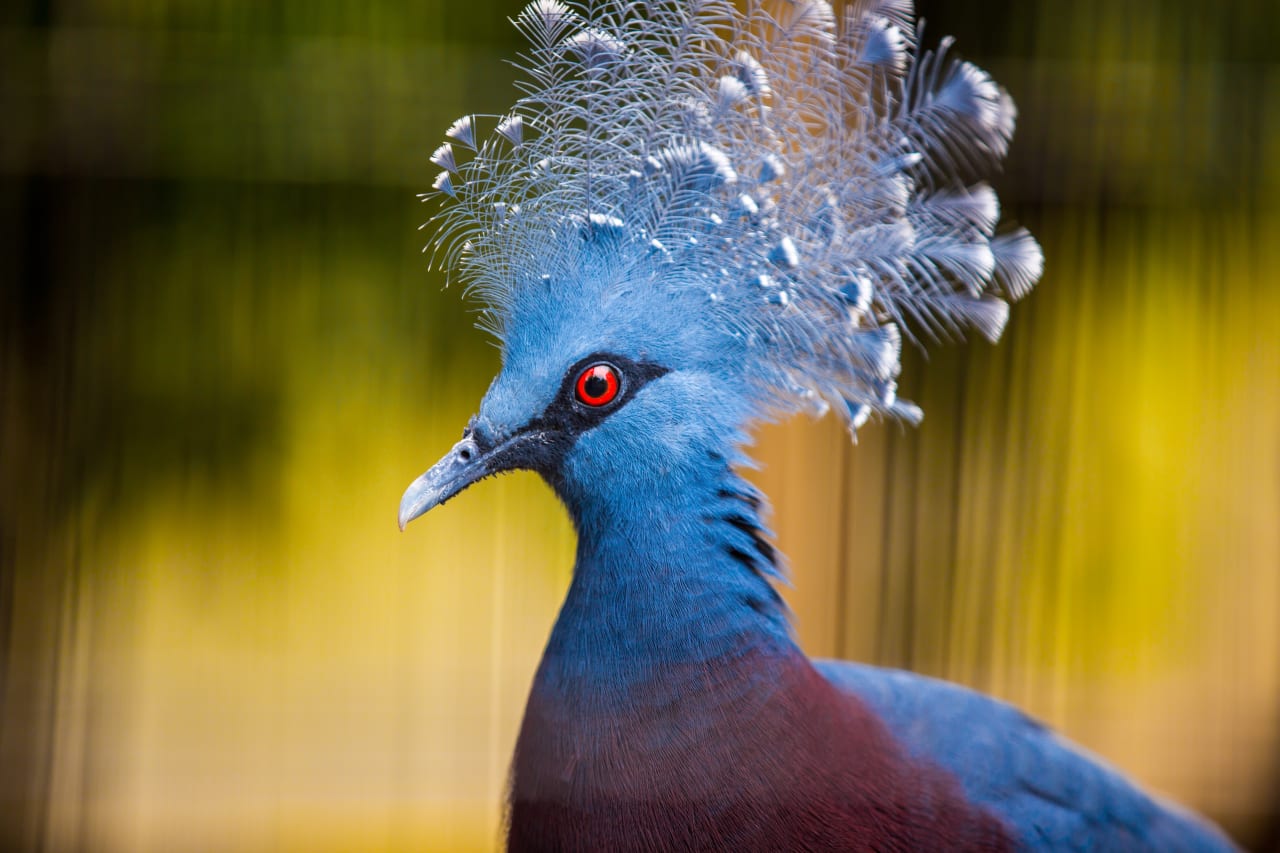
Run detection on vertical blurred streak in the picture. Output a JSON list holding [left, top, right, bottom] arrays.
[[488, 488, 506, 836], [46, 548, 94, 853], [837, 422, 889, 663], [986, 283, 1030, 704], [898, 433, 918, 673], [18, 178, 105, 849], [941, 358, 968, 683], [0, 189, 16, 847], [872, 433, 895, 667], [832, 439, 851, 658], [1, 173, 56, 852], [1047, 211, 1097, 730]]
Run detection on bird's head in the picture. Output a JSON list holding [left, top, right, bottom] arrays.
[[399, 240, 758, 530]]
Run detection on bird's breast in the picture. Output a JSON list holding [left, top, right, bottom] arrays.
[[507, 643, 1014, 852]]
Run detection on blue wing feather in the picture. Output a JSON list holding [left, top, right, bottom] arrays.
[[815, 660, 1240, 851]]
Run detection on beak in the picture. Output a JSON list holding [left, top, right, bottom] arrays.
[[398, 426, 549, 530], [398, 431, 492, 530]]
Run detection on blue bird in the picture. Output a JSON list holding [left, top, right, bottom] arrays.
[[399, 0, 1239, 849]]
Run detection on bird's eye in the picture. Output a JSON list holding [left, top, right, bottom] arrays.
[[574, 363, 621, 407]]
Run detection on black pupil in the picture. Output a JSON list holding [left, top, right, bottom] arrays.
[[584, 372, 609, 400]]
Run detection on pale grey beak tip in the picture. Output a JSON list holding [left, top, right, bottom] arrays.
[[398, 474, 436, 532], [398, 434, 488, 532]]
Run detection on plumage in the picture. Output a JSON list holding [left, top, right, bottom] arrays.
[[399, 0, 1238, 849]]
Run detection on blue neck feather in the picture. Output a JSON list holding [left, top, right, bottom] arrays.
[[540, 454, 792, 703]]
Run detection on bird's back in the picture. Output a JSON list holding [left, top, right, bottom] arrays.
[[816, 660, 1239, 851]]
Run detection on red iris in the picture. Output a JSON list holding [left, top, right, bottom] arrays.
[[575, 363, 621, 407]]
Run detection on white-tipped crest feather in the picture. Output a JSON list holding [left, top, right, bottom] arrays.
[[496, 115, 524, 147], [430, 143, 458, 174], [445, 115, 476, 150], [861, 17, 908, 73]]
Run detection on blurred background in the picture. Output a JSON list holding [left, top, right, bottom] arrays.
[[1, 0, 1277, 850]]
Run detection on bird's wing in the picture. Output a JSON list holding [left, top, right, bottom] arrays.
[[814, 659, 1239, 851]]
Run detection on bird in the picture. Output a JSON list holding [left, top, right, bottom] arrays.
[[398, 0, 1239, 849]]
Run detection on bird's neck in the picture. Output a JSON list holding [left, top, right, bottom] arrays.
[[540, 461, 794, 699]]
